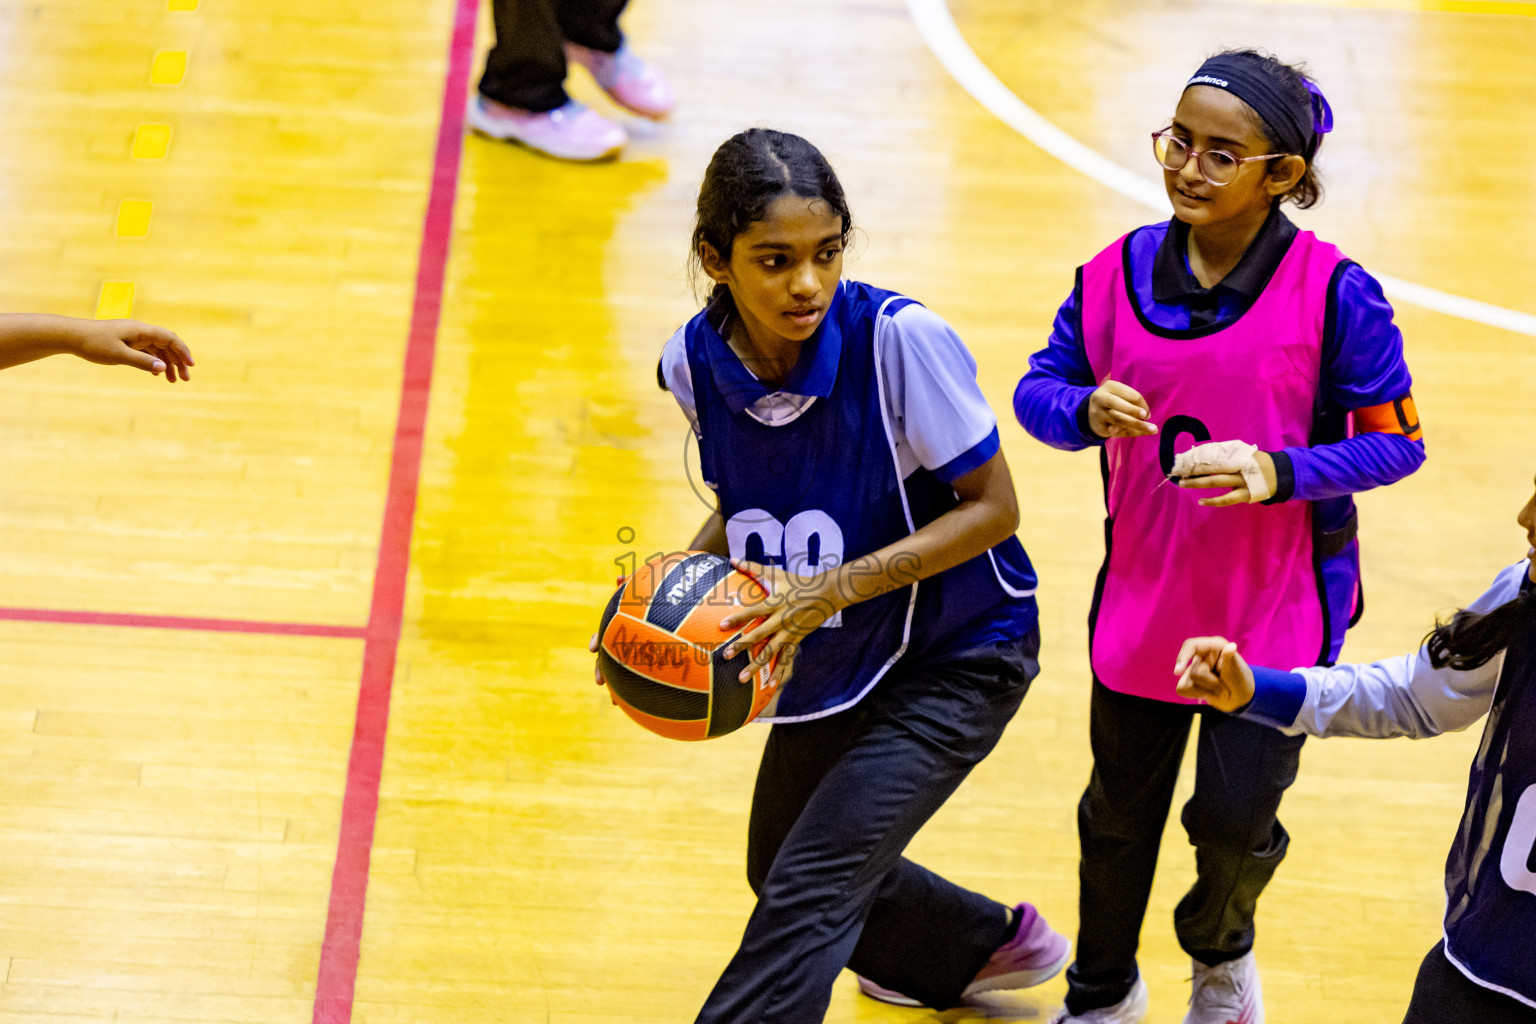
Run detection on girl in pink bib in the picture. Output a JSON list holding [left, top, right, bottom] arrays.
[[1014, 49, 1426, 1024]]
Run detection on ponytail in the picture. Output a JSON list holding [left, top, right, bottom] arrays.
[[1425, 586, 1536, 671]]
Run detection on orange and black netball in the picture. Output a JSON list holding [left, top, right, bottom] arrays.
[[597, 552, 780, 741]]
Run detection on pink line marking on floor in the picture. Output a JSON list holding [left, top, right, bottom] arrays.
[[0, 606, 366, 639], [311, 0, 478, 1020]]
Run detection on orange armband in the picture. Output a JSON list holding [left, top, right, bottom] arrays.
[[1352, 394, 1422, 442]]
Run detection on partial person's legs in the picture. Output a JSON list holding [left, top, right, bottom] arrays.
[[743, 709, 856, 901], [1173, 710, 1304, 963], [479, 0, 570, 112], [555, 0, 674, 118], [850, 635, 1060, 1000], [469, 0, 628, 160], [695, 638, 1036, 1023], [1167, 709, 1303, 1023], [553, 0, 629, 53], [1402, 941, 1536, 1024], [1065, 682, 1195, 1015]]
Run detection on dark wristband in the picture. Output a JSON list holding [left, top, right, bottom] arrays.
[[1075, 392, 1104, 446], [1260, 449, 1295, 504]]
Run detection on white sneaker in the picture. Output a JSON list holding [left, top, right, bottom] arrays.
[[1184, 952, 1263, 1024], [1051, 975, 1149, 1023], [464, 96, 625, 162]]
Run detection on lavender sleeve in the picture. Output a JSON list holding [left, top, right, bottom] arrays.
[[1012, 270, 1102, 451]]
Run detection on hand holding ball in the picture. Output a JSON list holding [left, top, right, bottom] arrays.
[[595, 552, 781, 740]]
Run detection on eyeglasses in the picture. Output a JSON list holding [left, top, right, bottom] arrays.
[[1151, 129, 1283, 186]]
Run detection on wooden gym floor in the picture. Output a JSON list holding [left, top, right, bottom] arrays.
[[0, 0, 1532, 1021]]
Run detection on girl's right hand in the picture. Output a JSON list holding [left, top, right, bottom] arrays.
[[1088, 379, 1157, 438], [1174, 636, 1256, 712], [73, 319, 194, 382]]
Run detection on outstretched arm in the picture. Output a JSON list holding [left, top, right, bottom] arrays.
[[1176, 635, 1500, 740], [1175, 561, 1528, 738], [0, 314, 193, 381]]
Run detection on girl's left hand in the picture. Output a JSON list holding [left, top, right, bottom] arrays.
[[1178, 471, 1261, 507], [590, 573, 630, 694], [719, 559, 843, 689], [1171, 441, 1277, 507]]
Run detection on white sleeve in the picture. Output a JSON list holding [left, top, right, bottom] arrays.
[[879, 304, 999, 481], [1289, 649, 1501, 739], [1285, 560, 1528, 739], [657, 326, 699, 438]]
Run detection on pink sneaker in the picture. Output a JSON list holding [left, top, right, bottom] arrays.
[[565, 42, 676, 120], [963, 902, 1072, 997], [854, 903, 1071, 1007], [465, 96, 625, 161]]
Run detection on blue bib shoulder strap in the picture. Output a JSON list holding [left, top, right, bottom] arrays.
[[1444, 625, 1536, 1008]]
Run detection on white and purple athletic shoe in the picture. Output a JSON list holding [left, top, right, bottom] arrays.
[[856, 902, 1071, 1007], [1184, 951, 1263, 1024], [465, 96, 625, 162], [1050, 976, 1150, 1024]]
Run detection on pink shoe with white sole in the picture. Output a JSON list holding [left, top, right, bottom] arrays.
[[565, 42, 676, 120], [855, 902, 1072, 1007], [465, 96, 625, 162], [964, 902, 1073, 996]]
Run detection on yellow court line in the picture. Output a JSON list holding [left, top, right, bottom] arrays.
[[149, 49, 187, 85], [115, 199, 153, 237], [131, 123, 172, 159], [1229, 0, 1536, 15], [166, 0, 199, 9], [94, 281, 136, 319]]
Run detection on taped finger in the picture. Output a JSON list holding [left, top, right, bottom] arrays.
[[1170, 440, 1272, 501]]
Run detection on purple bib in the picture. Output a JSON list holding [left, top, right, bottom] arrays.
[[1082, 229, 1346, 702]]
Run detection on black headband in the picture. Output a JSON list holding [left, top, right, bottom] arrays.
[[1187, 55, 1333, 160]]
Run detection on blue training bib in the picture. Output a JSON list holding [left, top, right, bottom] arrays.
[[684, 281, 1037, 722], [1443, 611, 1536, 1008]]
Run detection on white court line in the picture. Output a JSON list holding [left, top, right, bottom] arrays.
[[907, 0, 1536, 338]]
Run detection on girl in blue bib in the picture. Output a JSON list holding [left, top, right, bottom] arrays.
[[651, 129, 1063, 1022]]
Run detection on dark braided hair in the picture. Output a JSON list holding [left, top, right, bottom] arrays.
[[1425, 584, 1536, 671], [1206, 48, 1326, 209], [688, 129, 852, 304]]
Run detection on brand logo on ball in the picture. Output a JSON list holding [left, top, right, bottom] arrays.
[[666, 562, 711, 605]]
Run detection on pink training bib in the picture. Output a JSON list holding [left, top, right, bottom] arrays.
[[1081, 229, 1346, 702]]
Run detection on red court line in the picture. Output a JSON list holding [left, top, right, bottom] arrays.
[[311, 1, 479, 1021], [0, 606, 366, 639]]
